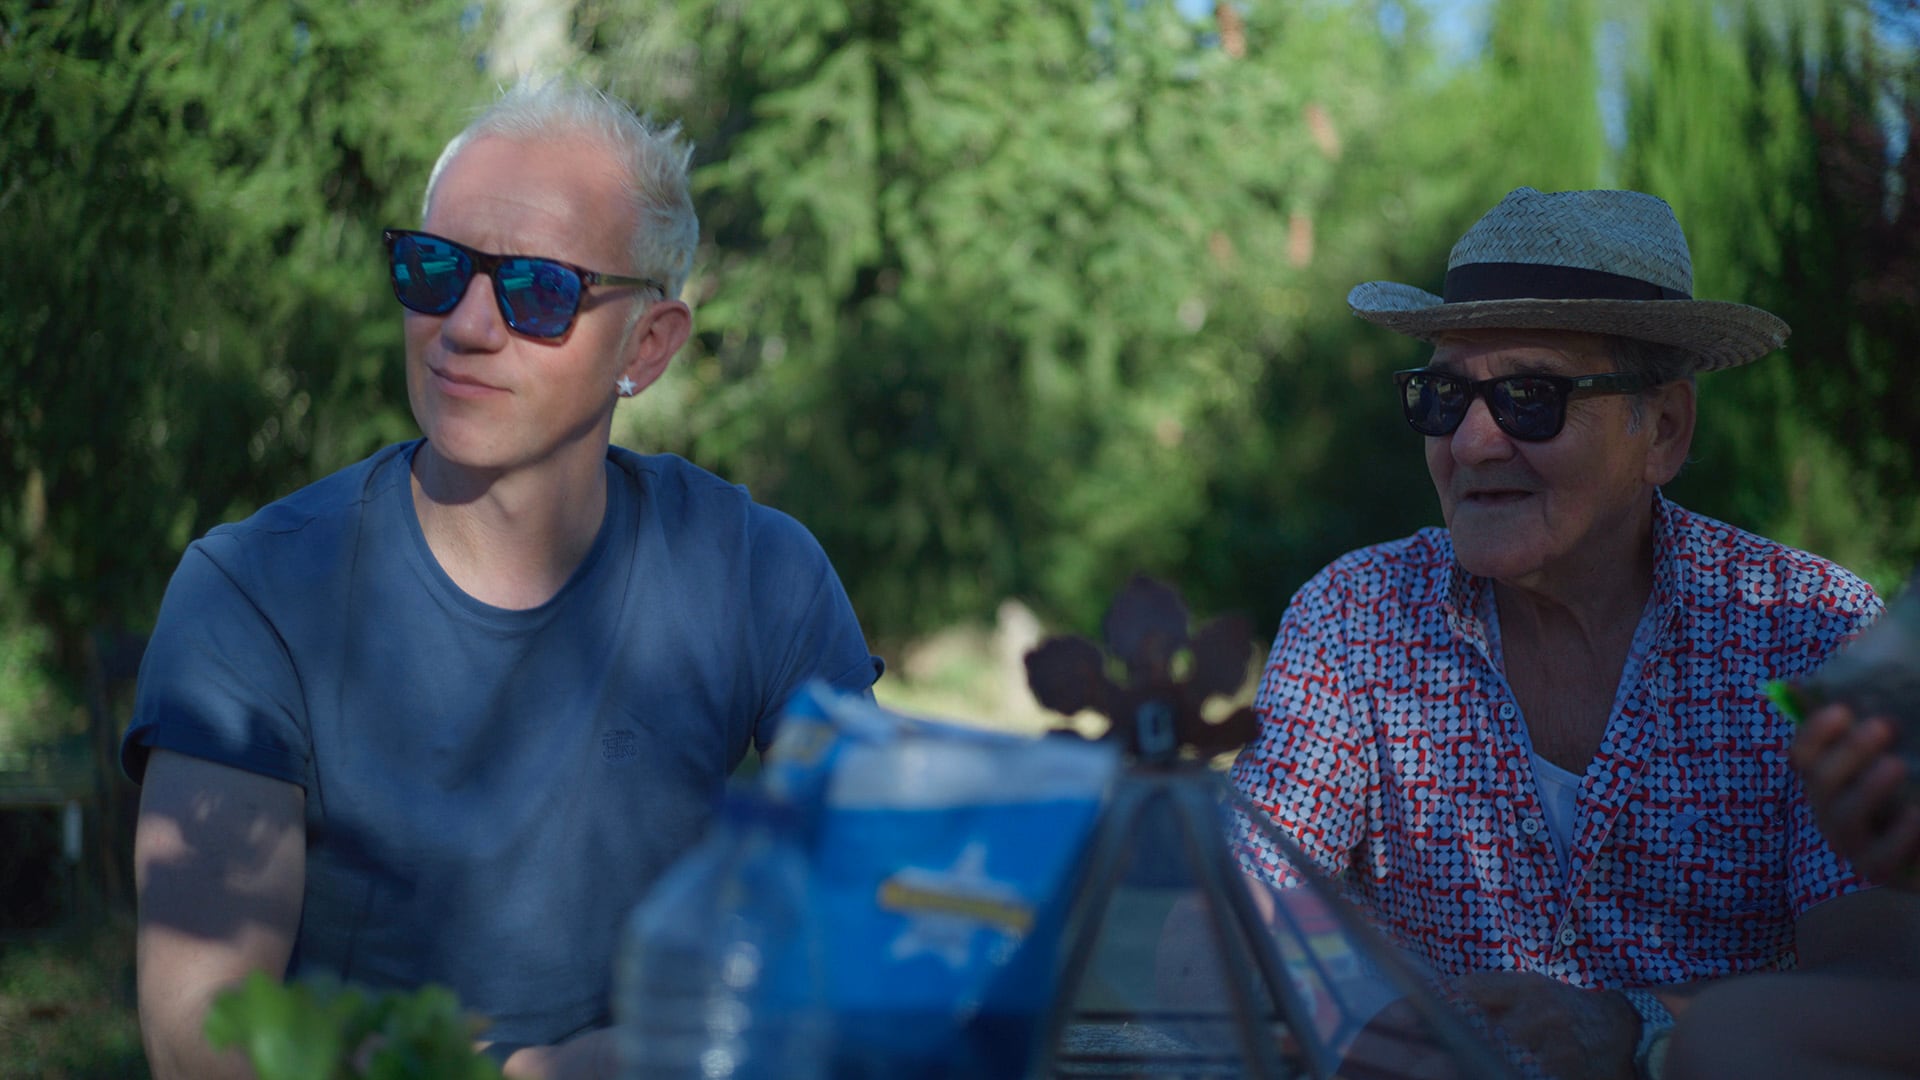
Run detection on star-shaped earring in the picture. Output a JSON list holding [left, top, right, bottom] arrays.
[[615, 376, 638, 397]]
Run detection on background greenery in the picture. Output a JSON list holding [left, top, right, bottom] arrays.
[[6, 0, 1917, 699], [1, 0, 1917, 1071]]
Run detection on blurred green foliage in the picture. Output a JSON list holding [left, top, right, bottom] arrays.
[[0, 0, 486, 708], [204, 972, 502, 1080], [595, 0, 1920, 644], [1626, 0, 1920, 580], [1, 0, 1916, 719], [0, 918, 146, 1079]]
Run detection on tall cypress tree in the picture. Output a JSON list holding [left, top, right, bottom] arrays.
[[1623, 0, 1919, 582], [582, 0, 1471, 638], [1478, 0, 1608, 192]]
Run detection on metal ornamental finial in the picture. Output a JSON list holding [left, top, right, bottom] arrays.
[[1023, 575, 1259, 765]]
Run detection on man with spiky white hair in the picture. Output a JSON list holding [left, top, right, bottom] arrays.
[[124, 77, 881, 1080]]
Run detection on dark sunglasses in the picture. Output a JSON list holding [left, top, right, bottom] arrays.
[[383, 229, 663, 340], [1393, 368, 1651, 442]]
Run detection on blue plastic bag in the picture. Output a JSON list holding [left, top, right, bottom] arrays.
[[763, 683, 1119, 1078]]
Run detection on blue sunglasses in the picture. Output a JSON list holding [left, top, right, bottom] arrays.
[[383, 229, 662, 339]]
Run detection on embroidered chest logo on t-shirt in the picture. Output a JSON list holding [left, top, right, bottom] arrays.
[[601, 729, 639, 763]]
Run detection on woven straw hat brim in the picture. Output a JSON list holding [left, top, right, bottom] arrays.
[[1349, 280, 1790, 373]]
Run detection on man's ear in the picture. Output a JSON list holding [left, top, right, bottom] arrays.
[[617, 298, 692, 397], [1644, 377, 1697, 487]]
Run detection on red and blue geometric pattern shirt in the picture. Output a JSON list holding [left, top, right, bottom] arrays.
[[1230, 495, 1883, 988]]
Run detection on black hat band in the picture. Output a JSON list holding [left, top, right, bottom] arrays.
[[1443, 261, 1692, 304]]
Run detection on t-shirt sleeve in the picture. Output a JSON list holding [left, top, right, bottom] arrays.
[[1229, 562, 1377, 888], [748, 509, 883, 751], [120, 540, 310, 788]]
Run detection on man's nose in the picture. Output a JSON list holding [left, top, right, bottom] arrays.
[[441, 273, 510, 349], [1448, 395, 1515, 464]]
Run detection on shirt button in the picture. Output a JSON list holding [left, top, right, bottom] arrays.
[[1558, 927, 1578, 947], [1498, 703, 1517, 721], [1521, 817, 1541, 835]]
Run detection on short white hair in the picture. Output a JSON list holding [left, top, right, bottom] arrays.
[[424, 76, 698, 299]]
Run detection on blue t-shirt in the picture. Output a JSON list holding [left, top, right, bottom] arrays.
[[122, 440, 882, 1045]]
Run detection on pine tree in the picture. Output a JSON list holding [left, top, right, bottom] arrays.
[[578, 0, 1480, 638], [0, 0, 489, 706]]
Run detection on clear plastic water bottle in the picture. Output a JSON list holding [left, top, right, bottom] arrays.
[[615, 790, 831, 1080]]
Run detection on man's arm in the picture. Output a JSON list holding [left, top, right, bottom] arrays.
[[1791, 703, 1920, 891], [1795, 885, 1920, 978], [1787, 701, 1920, 979], [1450, 704, 1920, 1080], [135, 748, 305, 1080], [479, 1031, 613, 1080], [1444, 853, 1920, 1079], [1658, 704, 1920, 1080], [1228, 564, 1374, 888]]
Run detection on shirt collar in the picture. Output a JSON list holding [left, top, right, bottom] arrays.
[[1440, 538, 1493, 658], [1647, 490, 1687, 639]]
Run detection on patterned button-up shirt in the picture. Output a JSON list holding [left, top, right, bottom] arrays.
[[1230, 496, 1882, 987]]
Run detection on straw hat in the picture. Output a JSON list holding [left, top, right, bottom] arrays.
[[1348, 187, 1789, 372]]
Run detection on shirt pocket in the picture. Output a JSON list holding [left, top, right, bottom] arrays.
[[1668, 801, 1793, 969]]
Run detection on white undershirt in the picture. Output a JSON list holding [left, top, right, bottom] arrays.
[[1481, 583, 1664, 881], [1527, 750, 1583, 876]]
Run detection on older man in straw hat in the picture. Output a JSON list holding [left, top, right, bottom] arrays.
[[1229, 187, 1920, 1080]]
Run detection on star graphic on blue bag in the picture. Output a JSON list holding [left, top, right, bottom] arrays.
[[880, 841, 1033, 972]]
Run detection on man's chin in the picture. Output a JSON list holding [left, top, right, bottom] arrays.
[[1447, 532, 1541, 584], [417, 433, 514, 475]]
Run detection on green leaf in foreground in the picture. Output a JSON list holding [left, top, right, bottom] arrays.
[[1765, 679, 1808, 726], [205, 972, 502, 1080], [204, 972, 353, 1080]]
